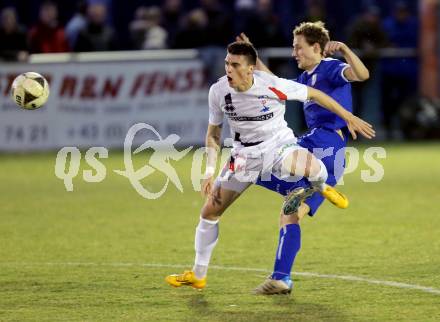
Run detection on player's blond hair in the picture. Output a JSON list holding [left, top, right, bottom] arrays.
[[293, 21, 330, 55]]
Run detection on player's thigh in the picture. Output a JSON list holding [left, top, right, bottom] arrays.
[[201, 166, 252, 220], [201, 185, 243, 220], [281, 147, 322, 178]]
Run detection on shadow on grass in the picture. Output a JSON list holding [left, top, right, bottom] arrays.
[[186, 292, 347, 322]]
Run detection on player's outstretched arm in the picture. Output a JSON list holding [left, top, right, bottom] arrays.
[[324, 41, 369, 82], [236, 32, 274, 75], [307, 87, 375, 139], [202, 124, 222, 197]]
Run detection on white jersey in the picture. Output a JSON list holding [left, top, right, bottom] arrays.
[[208, 70, 308, 148]]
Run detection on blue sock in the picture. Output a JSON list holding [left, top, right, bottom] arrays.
[[272, 223, 301, 280]]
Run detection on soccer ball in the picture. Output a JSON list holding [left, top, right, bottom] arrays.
[[10, 72, 50, 110]]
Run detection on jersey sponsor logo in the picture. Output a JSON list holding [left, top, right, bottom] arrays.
[[224, 93, 235, 112], [228, 112, 274, 121], [258, 95, 270, 112], [225, 104, 235, 112]]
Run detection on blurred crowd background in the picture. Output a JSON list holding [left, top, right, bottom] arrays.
[[0, 0, 417, 54], [0, 0, 438, 141]]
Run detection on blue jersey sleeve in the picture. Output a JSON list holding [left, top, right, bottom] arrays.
[[295, 72, 306, 84], [324, 59, 350, 87]]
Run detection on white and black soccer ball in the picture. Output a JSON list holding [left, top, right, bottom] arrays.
[[10, 72, 50, 110]]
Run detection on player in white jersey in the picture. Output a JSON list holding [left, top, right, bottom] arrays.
[[165, 41, 375, 290]]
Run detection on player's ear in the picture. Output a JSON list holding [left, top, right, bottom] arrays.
[[313, 43, 321, 54]]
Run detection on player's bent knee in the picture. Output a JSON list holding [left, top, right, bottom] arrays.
[[281, 151, 298, 176], [282, 149, 313, 178], [309, 156, 323, 178], [200, 201, 225, 221]]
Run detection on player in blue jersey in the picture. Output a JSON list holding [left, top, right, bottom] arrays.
[[238, 21, 371, 295], [165, 40, 374, 292]]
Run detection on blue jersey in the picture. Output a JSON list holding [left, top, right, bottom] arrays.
[[256, 58, 353, 216], [296, 58, 352, 130], [256, 127, 348, 215]]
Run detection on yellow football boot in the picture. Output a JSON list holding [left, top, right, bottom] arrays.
[[165, 270, 206, 289], [321, 185, 349, 209]]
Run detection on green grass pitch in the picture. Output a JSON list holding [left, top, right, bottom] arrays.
[[0, 143, 439, 321]]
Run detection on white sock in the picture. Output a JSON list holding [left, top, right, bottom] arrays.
[[308, 159, 328, 192], [193, 217, 219, 279]]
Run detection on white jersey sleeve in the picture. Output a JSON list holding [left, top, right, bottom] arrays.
[[264, 72, 308, 102], [208, 84, 224, 125]]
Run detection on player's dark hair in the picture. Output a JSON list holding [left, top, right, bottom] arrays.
[[293, 21, 330, 55], [227, 41, 257, 65]]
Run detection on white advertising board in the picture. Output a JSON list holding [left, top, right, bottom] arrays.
[[0, 59, 211, 151]]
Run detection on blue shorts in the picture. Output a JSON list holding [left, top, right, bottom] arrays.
[[256, 127, 348, 216]]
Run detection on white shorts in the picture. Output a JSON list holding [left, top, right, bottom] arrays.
[[214, 136, 307, 193]]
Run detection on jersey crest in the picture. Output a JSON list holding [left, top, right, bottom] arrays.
[[311, 74, 317, 86], [258, 95, 270, 112]]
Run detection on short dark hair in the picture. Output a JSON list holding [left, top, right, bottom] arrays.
[[293, 21, 330, 55], [227, 41, 257, 65]]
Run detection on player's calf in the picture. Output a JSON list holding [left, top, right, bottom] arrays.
[[282, 187, 316, 216]]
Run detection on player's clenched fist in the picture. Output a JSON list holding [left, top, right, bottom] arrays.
[[324, 41, 348, 56]]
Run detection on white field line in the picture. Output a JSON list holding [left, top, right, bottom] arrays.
[[1, 261, 440, 295]]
